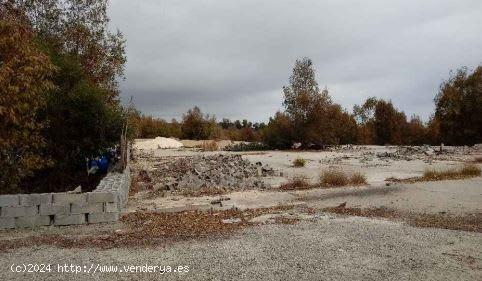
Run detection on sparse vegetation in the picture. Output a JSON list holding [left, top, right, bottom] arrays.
[[201, 140, 219, 151], [293, 158, 306, 167], [320, 170, 349, 187], [320, 170, 367, 187], [350, 172, 368, 185], [422, 164, 481, 181], [387, 164, 482, 183], [322, 206, 482, 233], [279, 175, 312, 190], [224, 142, 269, 151]]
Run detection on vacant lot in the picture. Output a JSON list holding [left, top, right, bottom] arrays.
[[1, 143, 481, 280]]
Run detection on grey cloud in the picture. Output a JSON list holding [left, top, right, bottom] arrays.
[[109, 0, 482, 122]]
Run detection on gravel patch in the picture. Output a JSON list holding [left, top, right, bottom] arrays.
[[0, 215, 480, 280]]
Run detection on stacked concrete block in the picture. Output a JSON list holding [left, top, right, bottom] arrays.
[[0, 163, 131, 229]]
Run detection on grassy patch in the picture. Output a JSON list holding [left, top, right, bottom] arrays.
[[279, 175, 312, 190], [320, 170, 367, 188], [293, 158, 307, 167], [386, 164, 481, 183], [350, 172, 368, 185], [422, 164, 481, 181]]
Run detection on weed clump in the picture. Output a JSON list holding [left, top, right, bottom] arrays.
[[422, 164, 481, 181], [320, 170, 367, 187], [279, 175, 311, 190], [293, 158, 306, 167], [350, 172, 368, 185]]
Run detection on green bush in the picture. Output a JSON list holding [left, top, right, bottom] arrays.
[[224, 142, 269, 151], [293, 158, 306, 167]]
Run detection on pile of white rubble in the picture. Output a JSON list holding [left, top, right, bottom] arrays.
[[134, 137, 184, 150]]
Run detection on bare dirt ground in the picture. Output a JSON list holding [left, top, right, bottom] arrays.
[[0, 143, 481, 280]]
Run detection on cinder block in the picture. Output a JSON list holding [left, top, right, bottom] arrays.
[[71, 203, 103, 214], [19, 194, 52, 206], [0, 217, 15, 229], [53, 193, 86, 204], [15, 216, 51, 228], [87, 192, 117, 203], [88, 212, 119, 224], [0, 195, 19, 207], [39, 204, 70, 216], [2, 206, 38, 217], [105, 202, 119, 213], [54, 214, 86, 226]]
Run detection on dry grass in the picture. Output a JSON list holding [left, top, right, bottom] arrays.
[[293, 158, 307, 167], [386, 164, 481, 184], [322, 206, 482, 233], [200, 140, 219, 151], [350, 172, 368, 185], [0, 206, 296, 252], [422, 164, 481, 181], [473, 156, 482, 163], [279, 175, 312, 190], [320, 170, 367, 188], [320, 170, 348, 187]]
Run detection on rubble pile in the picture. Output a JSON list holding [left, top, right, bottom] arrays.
[[377, 146, 436, 161], [149, 154, 276, 192], [376, 145, 478, 161]]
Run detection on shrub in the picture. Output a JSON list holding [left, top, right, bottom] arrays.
[[350, 172, 367, 185], [320, 170, 367, 187], [320, 170, 349, 187], [422, 164, 481, 181], [460, 164, 481, 177], [293, 158, 306, 167], [224, 142, 269, 151], [201, 141, 218, 151], [279, 175, 311, 190], [262, 111, 295, 149]]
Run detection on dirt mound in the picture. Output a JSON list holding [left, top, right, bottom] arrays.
[[134, 137, 184, 150]]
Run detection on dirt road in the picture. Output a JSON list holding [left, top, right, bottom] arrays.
[[0, 214, 480, 280]]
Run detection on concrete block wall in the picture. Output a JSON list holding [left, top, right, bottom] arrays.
[[0, 166, 131, 229]]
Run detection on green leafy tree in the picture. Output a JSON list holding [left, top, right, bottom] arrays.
[[38, 50, 123, 189], [263, 112, 294, 149], [281, 57, 356, 147], [434, 66, 482, 145], [181, 106, 217, 140], [8, 0, 126, 102], [374, 100, 406, 145]]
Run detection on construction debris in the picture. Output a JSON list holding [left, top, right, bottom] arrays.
[[137, 154, 277, 195]]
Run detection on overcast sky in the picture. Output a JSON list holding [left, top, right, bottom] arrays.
[[108, 0, 482, 122]]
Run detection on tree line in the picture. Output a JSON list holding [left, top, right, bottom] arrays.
[[133, 58, 481, 148]]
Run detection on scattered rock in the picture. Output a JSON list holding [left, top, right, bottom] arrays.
[[147, 154, 276, 193], [221, 218, 242, 224]]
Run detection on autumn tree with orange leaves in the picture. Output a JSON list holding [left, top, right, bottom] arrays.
[[0, 16, 55, 192]]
